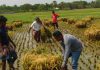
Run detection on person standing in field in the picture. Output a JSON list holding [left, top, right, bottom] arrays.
[[0, 15, 17, 70], [52, 10, 59, 30], [28, 17, 42, 43], [53, 30, 83, 70]]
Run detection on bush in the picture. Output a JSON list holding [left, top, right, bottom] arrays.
[[21, 46, 62, 70], [58, 18, 68, 22], [75, 20, 87, 28], [67, 18, 76, 24], [13, 20, 23, 28], [22, 53, 62, 70], [84, 21, 100, 40]]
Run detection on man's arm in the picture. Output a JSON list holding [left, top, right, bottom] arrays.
[[28, 22, 35, 33], [8, 35, 16, 48], [61, 39, 71, 69], [60, 41, 65, 57], [61, 45, 70, 67], [28, 27, 32, 33], [56, 14, 60, 18]]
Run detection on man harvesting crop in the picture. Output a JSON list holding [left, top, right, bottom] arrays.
[[53, 30, 83, 70], [29, 17, 42, 43], [52, 10, 59, 30], [0, 15, 17, 70]]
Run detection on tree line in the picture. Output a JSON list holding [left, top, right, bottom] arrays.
[[0, 0, 100, 13]]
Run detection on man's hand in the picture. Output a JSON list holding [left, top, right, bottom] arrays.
[[61, 64, 68, 70], [61, 65, 65, 70]]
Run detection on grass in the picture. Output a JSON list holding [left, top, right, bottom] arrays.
[[0, 8, 100, 23]]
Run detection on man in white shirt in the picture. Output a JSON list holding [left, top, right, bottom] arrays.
[[53, 30, 83, 70], [29, 17, 42, 43]]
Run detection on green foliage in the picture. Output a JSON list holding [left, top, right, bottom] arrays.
[[95, 0, 100, 8], [20, 4, 33, 12], [0, 1, 100, 13]]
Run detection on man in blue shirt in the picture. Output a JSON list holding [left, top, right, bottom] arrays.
[[53, 30, 83, 70], [0, 16, 17, 70]]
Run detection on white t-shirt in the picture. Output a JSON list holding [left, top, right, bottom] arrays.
[[31, 21, 42, 31]]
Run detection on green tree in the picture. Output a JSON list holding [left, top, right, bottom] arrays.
[[58, 2, 71, 10], [71, 1, 88, 9], [52, 1, 58, 8], [20, 4, 33, 12], [95, 0, 100, 8]]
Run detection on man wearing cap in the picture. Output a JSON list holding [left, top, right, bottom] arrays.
[[29, 17, 42, 43], [53, 30, 83, 70]]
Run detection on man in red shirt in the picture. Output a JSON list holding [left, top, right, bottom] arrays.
[[52, 10, 59, 30]]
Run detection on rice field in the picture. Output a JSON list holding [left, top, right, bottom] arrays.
[[0, 8, 100, 70]]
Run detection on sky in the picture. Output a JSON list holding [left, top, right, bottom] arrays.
[[0, 0, 95, 6]]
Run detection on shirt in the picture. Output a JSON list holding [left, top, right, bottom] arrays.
[[52, 13, 59, 23], [31, 21, 42, 31], [0, 26, 9, 46], [61, 34, 83, 66]]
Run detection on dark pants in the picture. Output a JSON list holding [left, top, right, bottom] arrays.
[[52, 22, 59, 29], [33, 30, 41, 43]]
